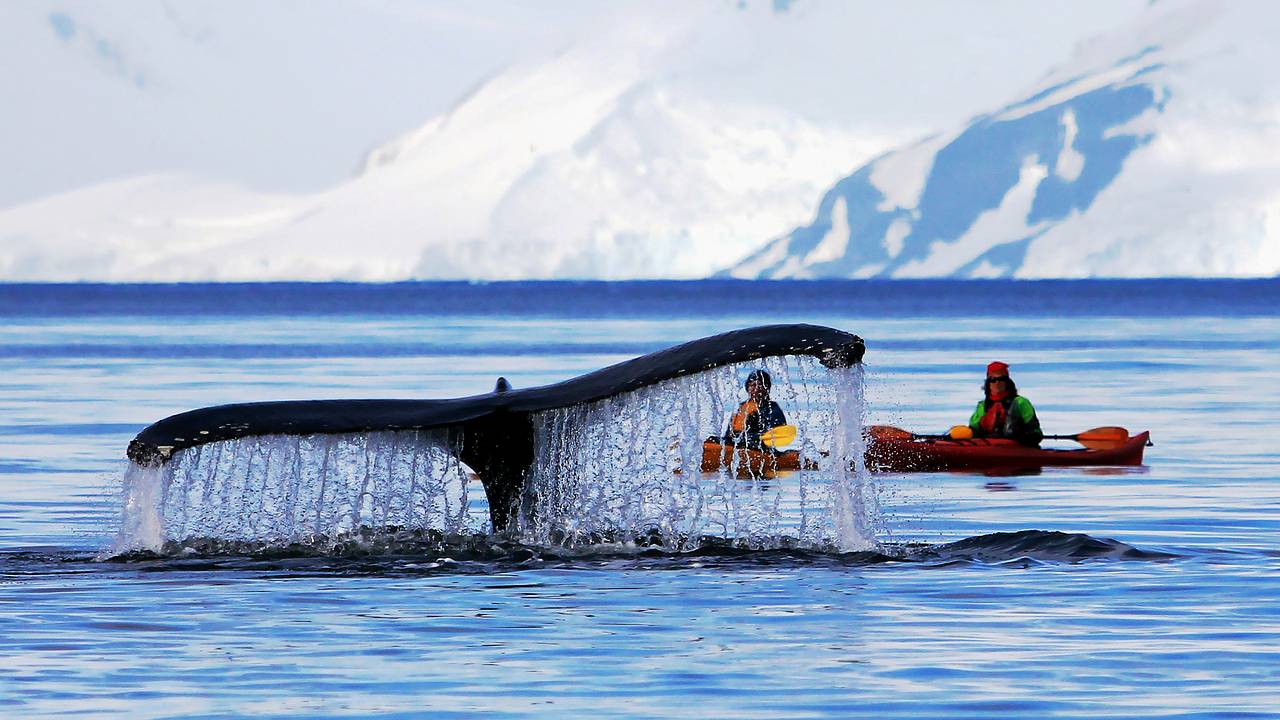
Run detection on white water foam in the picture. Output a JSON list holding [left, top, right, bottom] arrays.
[[112, 357, 877, 554]]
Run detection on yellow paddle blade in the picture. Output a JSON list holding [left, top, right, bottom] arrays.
[[760, 424, 798, 448], [948, 425, 974, 440], [1073, 426, 1130, 450]]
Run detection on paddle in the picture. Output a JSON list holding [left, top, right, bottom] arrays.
[[759, 424, 798, 449], [867, 425, 964, 442], [869, 424, 1132, 450], [1042, 426, 1131, 450]]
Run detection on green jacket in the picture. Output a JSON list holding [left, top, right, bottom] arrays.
[[969, 396, 1042, 445]]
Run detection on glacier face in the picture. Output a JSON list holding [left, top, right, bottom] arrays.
[[728, 1, 1280, 279]]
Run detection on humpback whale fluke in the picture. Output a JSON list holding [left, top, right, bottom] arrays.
[[126, 324, 863, 531]]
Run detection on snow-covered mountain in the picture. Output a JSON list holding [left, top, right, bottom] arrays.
[[729, 0, 1280, 279], [8, 0, 1268, 281], [0, 6, 883, 281]]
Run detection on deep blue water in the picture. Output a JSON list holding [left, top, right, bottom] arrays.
[[3, 278, 1278, 317], [1, 280, 1278, 718]]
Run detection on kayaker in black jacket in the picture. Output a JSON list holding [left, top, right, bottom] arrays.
[[723, 369, 787, 449], [967, 361, 1043, 446]]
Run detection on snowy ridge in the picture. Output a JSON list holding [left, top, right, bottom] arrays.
[[729, 0, 1280, 279]]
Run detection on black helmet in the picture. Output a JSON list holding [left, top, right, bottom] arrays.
[[745, 369, 772, 391]]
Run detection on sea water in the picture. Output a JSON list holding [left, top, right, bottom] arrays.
[[1, 280, 1277, 718]]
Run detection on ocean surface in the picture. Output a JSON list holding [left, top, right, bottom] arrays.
[[1, 279, 1277, 718]]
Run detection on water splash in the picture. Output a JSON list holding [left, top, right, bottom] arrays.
[[112, 357, 877, 554], [112, 430, 476, 554], [518, 356, 878, 551], [829, 363, 880, 550]]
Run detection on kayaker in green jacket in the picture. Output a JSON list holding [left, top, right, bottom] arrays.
[[968, 361, 1043, 446]]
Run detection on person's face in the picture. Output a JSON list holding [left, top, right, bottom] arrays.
[[747, 378, 768, 401], [987, 376, 1009, 394]]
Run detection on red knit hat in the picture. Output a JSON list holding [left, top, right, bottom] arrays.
[[986, 361, 1010, 378]]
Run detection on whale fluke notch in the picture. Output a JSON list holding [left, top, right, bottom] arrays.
[[125, 324, 863, 531]]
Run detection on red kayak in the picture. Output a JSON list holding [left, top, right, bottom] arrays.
[[702, 430, 1150, 475], [864, 430, 1150, 472]]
